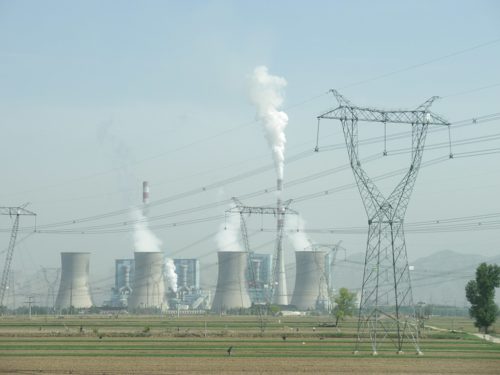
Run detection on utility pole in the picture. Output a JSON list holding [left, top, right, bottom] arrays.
[[0, 206, 36, 309], [316, 90, 449, 355], [25, 295, 34, 320]]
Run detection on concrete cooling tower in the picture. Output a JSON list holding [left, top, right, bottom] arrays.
[[290, 250, 329, 311], [211, 251, 251, 313], [55, 252, 93, 309], [128, 252, 166, 310]]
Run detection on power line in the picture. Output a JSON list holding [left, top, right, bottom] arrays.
[[6, 111, 498, 234], [339, 37, 500, 90]]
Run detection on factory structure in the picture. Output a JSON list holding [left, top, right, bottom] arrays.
[[246, 253, 273, 304], [33, 246, 335, 314], [7, 182, 339, 315]]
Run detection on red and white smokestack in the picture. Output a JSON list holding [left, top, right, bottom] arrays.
[[142, 181, 150, 205]]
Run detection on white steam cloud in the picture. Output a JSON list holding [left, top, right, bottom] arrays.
[[216, 210, 243, 252], [164, 258, 178, 293], [132, 208, 162, 253], [286, 215, 313, 251], [249, 66, 289, 180]]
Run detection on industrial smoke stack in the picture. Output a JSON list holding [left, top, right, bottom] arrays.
[[142, 181, 150, 205], [291, 251, 329, 310], [211, 251, 251, 313], [128, 252, 166, 310], [273, 177, 288, 305], [55, 252, 93, 309]]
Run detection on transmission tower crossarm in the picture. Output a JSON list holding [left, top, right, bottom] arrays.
[[226, 199, 298, 216], [318, 106, 449, 126], [0, 207, 36, 216]]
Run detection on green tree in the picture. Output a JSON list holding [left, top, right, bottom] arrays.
[[332, 288, 357, 327], [465, 263, 500, 334]]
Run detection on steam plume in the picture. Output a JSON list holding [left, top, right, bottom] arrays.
[[287, 215, 313, 251], [164, 258, 178, 292], [249, 66, 289, 180], [132, 208, 162, 252], [216, 210, 243, 252]]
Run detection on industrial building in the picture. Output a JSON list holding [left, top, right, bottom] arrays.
[[108, 259, 134, 308], [167, 258, 209, 310], [246, 253, 272, 303], [55, 252, 93, 310], [174, 258, 200, 290]]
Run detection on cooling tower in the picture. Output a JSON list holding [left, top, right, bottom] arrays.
[[211, 251, 251, 313], [55, 252, 93, 309], [291, 250, 329, 310], [128, 252, 165, 310]]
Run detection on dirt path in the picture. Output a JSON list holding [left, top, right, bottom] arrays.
[[473, 333, 500, 344], [426, 324, 500, 344]]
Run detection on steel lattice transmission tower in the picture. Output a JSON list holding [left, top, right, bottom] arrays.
[[226, 198, 297, 305], [316, 90, 449, 355], [0, 206, 36, 309]]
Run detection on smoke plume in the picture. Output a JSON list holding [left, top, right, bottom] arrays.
[[131, 208, 162, 252], [249, 66, 289, 180], [216, 210, 243, 252], [164, 258, 178, 292], [286, 215, 313, 251]]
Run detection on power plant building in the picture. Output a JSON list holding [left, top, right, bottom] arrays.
[[246, 253, 272, 303], [108, 259, 134, 308], [174, 259, 200, 290], [55, 252, 93, 309], [211, 251, 251, 313]]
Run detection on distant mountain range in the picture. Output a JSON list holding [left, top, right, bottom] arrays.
[[332, 249, 500, 306]]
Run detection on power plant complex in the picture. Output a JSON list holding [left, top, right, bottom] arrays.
[[2, 179, 340, 315], [45, 247, 336, 314]]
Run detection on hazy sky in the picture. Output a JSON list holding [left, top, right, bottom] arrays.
[[1, 1, 499, 302]]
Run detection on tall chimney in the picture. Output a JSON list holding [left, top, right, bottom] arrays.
[[273, 178, 288, 305], [143, 181, 150, 204]]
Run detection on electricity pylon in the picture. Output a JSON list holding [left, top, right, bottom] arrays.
[[42, 267, 61, 311], [226, 198, 297, 305], [316, 90, 449, 355], [0, 206, 36, 309]]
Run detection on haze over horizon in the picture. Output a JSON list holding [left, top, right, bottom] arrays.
[[1, 1, 499, 306]]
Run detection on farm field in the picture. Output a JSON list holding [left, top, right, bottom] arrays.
[[0, 315, 499, 374]]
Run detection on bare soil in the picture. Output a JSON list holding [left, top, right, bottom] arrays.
[[1, 356, 500, 375]]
